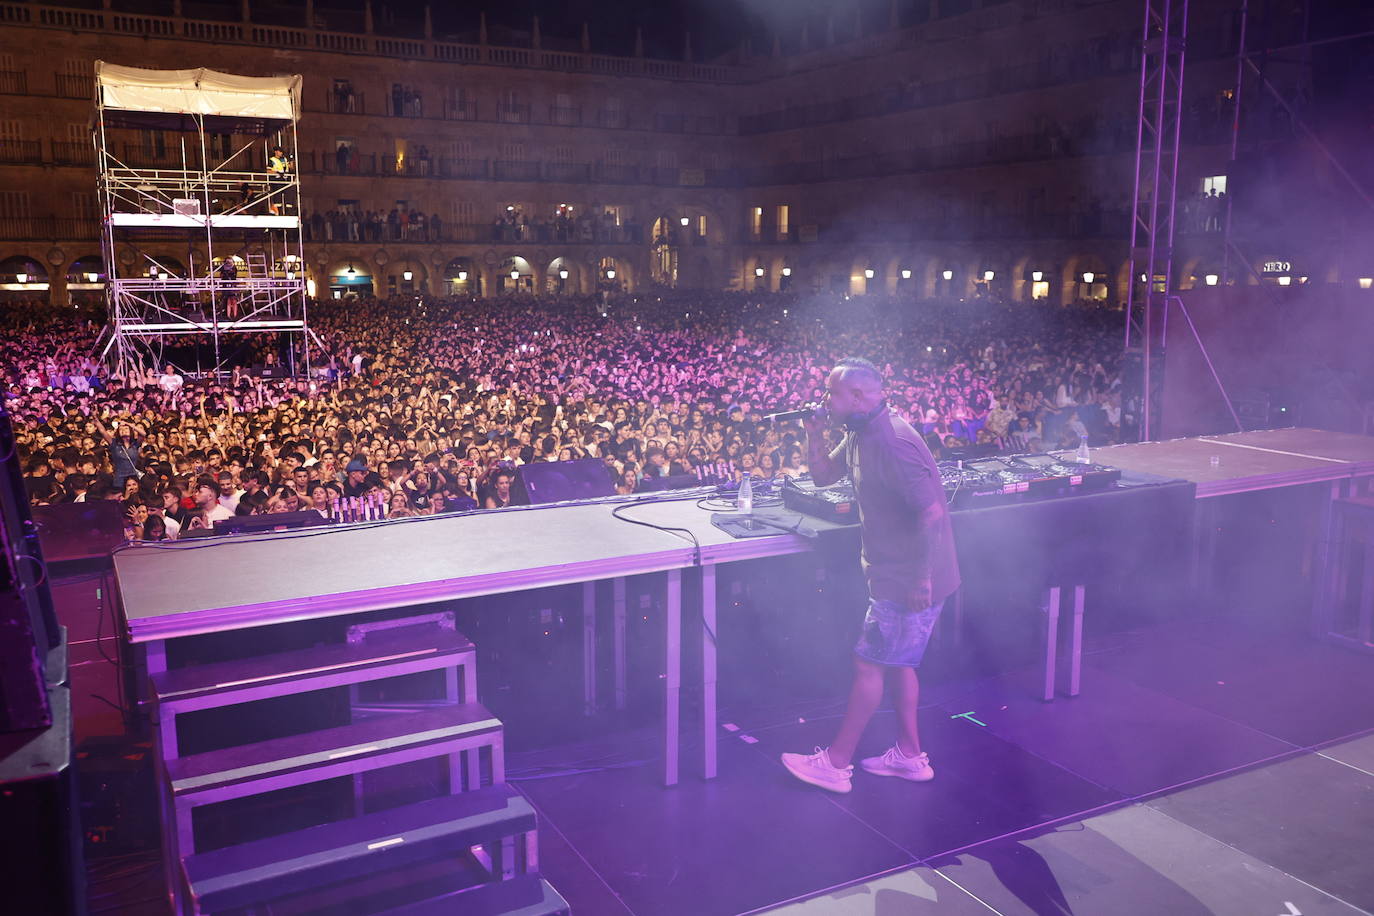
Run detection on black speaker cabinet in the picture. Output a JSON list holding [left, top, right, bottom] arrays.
[[0, 685, 86, 915], [513, 458, 616, 505]]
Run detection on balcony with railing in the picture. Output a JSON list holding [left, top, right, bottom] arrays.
[[496, 103, 531, 125], [492, 159, 540, 181], [594, 163, 640, 184], [298, 148, 740, 188], [0, 216, 100, 240], [544, 161, 592, 183], [442, 101, 477, 121], [299, 216, 648, 247], [1, 1, 740, 85], [51, 139, 94, 166], [55, 72, 91, 99], [0, 69, 26, 94], [0, 139, 43, 164], [549, 105, 582, 127], [326, 91, 363, 114]]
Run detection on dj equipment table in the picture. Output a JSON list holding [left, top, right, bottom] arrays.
[[114, 476, 1194, 788]]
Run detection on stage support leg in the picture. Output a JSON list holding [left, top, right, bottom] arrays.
[[664, 568, 681, 787], [582, 580, 596, 716], [1311, 479, 1344, 638], [1360, 540, 1374, 649], [154, 736, 184, 914], [701, 564, 718, 780], [613, 577, 627, 711], [146, 639, 167, 676], [1062, 584, 1084, 697], [946, 588, 964, 646], [1042, 586, 1060, 702], [146, 640, 185, 912]]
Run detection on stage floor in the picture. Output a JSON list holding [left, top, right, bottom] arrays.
[[73, 600, 1374, 916], [1084, 427, 1374, 497], [508, 615, 1374, 916]]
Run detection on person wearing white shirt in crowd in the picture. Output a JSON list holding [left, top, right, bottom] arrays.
[[216, 471, 243, 513], [158, 364, 185, 395], [188, 477, 234, 532]]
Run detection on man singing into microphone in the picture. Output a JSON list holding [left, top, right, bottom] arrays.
[[781, 357, 961, 793]]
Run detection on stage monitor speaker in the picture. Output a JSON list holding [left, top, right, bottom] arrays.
[[216, 510, 332, 536], [514, 458, 616, 505], [30, 501, 126, 566], [639, 473, 704, 492], [0, 407, 58, 731], [0, 685, 85, 916]]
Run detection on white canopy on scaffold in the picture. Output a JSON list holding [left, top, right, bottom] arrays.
[[95, 61, 301, 123]]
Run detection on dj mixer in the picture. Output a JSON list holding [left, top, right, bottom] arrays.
[[782, 454, 1123, 520]]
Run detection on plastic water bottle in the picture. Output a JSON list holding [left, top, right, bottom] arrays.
[[1075, 435, 1091, 464], [737, 475, 754, 515]]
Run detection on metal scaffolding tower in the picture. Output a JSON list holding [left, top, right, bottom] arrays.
[[1124, 0, 1189, 442], [91, 62, 318, 378]]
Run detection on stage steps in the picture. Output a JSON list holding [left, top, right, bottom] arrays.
[[145, 611, 567, 915], [375, 875, 571, 916], [183, 784, 537, 915], [168, 701, 504, 853], [151, 623, 477, 758]]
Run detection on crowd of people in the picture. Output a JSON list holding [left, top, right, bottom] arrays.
[[4, 289, 1128, 539], [305, 207, 444, 243]]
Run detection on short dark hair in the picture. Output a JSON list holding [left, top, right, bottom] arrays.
[[833, 356, 883, 387], [195, 476, 222, 498]]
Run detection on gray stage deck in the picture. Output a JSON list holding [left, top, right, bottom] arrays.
[[1080, 427, 1374, 497]]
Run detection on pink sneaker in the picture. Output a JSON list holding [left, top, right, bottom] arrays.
[[781, 746, 853, 793], [860, 745, 934, 782]]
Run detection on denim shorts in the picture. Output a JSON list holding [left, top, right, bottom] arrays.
[[854, 598, 944, 668]]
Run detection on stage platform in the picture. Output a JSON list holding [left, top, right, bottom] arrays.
[[73, 427, 1374, 914], [1081, 427, 1374, 498], [107, 213, 299, 229]]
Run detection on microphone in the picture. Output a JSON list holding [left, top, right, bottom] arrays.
[[765, 405, 826, 423]]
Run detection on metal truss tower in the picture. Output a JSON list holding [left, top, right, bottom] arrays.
[[91, 62, 318, 378], [1124, 0, 1189, 442]]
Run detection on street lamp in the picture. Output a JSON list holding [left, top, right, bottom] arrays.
[[510, 269, 520, 280], [983, 270, 995, 281], [457, 270, 468, 281], [86, 272, 99, 283], [1205, 274, 1219, 286], [1360, 278, 1373, 289], [1082, 272, 1095, 284], [346, 264, 356, 277], [755, 266, 765, 277], [605, 269, 616, 279], [781, 267, 792, 277], [1031, 270, 1043, 282], [901, 269, 912, 280], [942, 269, 953, 281], [680, 216, 690, 227], [1277, 275, 1292, 286], [403, 270, 413, 281], [559, 269, 569, 280], [16, 272, 27, 283], [864, 268, 875, 279]]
